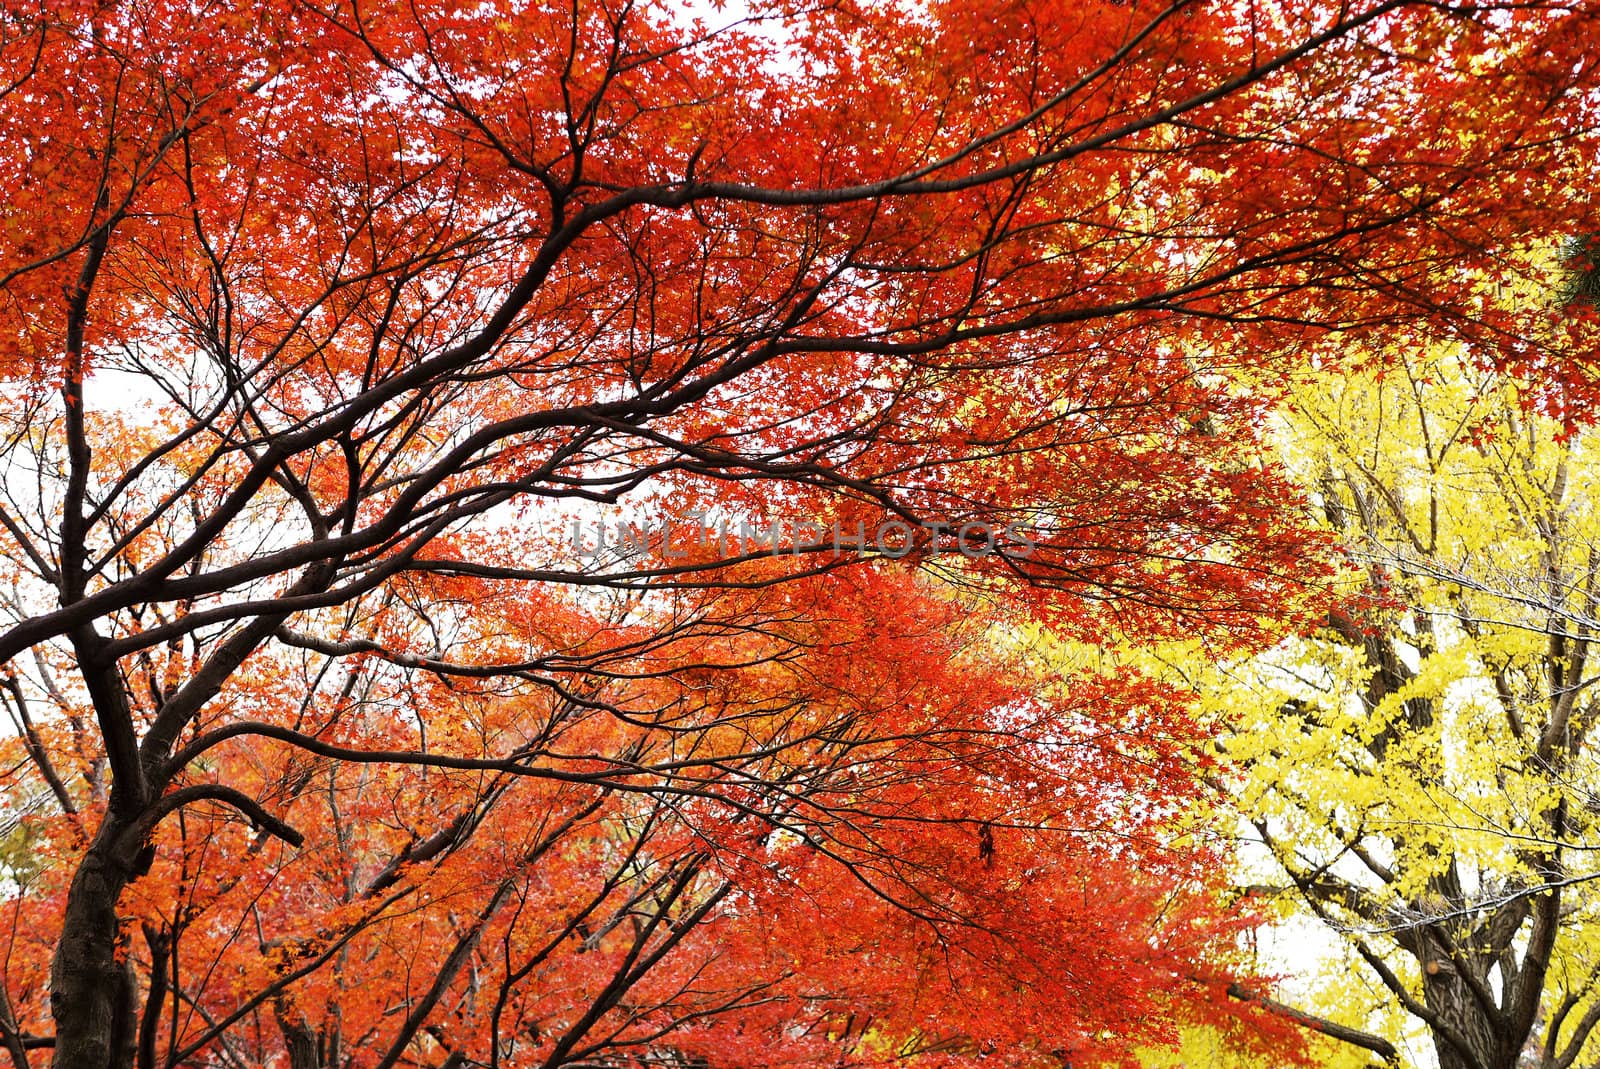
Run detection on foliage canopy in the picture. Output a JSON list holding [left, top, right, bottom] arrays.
[[0, 0, 1596, 1066]]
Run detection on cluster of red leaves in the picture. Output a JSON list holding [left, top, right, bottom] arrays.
[[2, 568, 1285, 1067], [0, 0, 1595, 1064]]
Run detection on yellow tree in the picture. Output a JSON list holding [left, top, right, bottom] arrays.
[[1209, 339, 1600, 1069]]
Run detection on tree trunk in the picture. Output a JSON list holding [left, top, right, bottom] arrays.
[[1424, 968, 1503, 1069], [276, 997, 327, 1069], [50, 818, 141, 1069]]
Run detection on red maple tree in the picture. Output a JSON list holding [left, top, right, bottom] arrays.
[[0, 0, 1595, 1066]]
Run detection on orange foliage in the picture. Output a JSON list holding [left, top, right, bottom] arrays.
[[0, 0, 1594, 1066]]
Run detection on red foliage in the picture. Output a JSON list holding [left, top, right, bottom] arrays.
[[0, 0, 1593, 1065]]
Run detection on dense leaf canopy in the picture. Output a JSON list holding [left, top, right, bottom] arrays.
[[0, 0, 1596, 1067]]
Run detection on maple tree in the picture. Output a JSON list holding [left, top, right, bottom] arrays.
[[0, 0, 1598, 1067], [3, 569, 1283, 1069]]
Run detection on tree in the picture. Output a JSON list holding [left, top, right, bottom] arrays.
[[0, 0, 1596, 1066], [1204, 339, 1600, 1069], [3, 568, 1284, 1069]]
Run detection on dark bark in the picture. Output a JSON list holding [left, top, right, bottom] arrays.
[[274, 1006, 324, 1069], [49, 817, 144, 1069], [1419, 963, 1501, 1069], [135, 925, 168, 1069]]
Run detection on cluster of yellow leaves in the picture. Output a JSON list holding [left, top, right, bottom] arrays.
[[1200, 337, 1600, 1066]]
